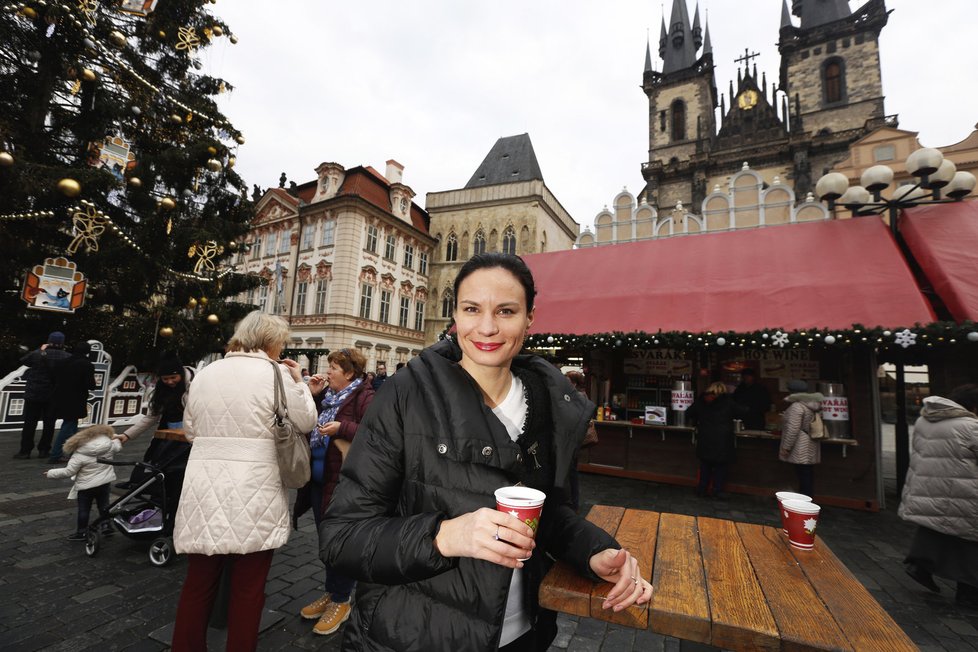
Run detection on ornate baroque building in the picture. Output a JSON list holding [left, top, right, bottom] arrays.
[[423, 134, 580, 343], [641, 0, 893, 217], [236, 160, 436, 372]]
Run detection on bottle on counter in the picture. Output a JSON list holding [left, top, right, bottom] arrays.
[[596, 405, 604, 421], [603, 404, 611, 421]]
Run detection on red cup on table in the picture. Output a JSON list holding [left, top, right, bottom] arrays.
[[782, 499, 821, 550], [494, 486, 546, 560], [775, 491, 811, 535]]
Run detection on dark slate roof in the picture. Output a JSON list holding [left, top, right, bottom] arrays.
[[661, 0, 698, 74], [794, 0, 851, 30], [465, 134, 544, 188]]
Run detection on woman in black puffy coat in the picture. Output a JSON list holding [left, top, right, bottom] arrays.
[[321, 253, 651, 651]]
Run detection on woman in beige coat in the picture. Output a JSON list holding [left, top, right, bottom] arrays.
[[779, 379, 824, 498], [171, 312, 318, 652]]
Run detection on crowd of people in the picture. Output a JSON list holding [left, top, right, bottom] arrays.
[[13, 253, 978, 649]]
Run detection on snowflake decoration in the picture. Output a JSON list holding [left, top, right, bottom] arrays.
[[772, 331, 789, 348], [803, 517, 818, 534], [894, 329, 917, 348]]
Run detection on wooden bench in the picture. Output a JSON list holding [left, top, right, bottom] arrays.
[[539, 505, 917, 651]]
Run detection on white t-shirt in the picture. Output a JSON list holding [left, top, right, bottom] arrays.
[[491, 373, 532, 647]]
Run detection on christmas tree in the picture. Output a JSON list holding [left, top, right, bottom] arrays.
[[0, 0, 258, 372]]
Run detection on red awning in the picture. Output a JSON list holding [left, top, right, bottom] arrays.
[[523, 217, 936, 335], [900, 201, 978, 322]]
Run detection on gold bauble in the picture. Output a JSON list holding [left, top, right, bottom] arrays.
[[235, 135, 245, 145], [227, 156, 235, 168], [187, 297, 198, 308], [229, 34, 238, 44], [207, 146, 217, 155], [159, 326, 174, 338], [206, 158, 222, 172], [127, 176, 141, 188], [21, 6, 37, 18], [81, 68, 97, 82], [108, 30, 127, 48], [170, 113, 183, 124], [57, 178, 81, 197], [159, 196, 176, 211], [157, 29, 166, 38], [211, 25, 223, 36], [199, 296, 209, 306], [0, 152, 13, 167], [206, 313, 219, 325]]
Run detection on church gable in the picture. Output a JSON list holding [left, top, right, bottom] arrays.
[[253, 191, 299, 226]]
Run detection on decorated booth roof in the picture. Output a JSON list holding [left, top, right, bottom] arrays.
[[523, 217, 936, 336], [900, 201, 978, 322]]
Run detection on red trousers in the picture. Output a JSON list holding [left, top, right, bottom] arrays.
[[171, 549, 275, 652]]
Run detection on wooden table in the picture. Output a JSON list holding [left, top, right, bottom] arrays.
[[539, 505, 917, 651]]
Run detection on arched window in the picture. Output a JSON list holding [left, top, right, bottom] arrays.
[[671, 99, 686, 142], [502, 226, 517, 255], [445, 233, 458, 262], [441, 289, 454, 318], [460, 232, 469, 259], [472, 229, 486, 255], [823, 59, 844, 104]]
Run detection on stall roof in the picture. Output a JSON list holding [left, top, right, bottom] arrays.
[[523, 217, 936, 335], [900, 201, 978, 322]]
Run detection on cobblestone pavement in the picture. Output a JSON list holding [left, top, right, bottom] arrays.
[[1, 431, 976, 651]]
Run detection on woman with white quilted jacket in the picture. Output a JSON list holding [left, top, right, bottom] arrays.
[[171, 311, 318, 652], [778, 379, 824, 498]]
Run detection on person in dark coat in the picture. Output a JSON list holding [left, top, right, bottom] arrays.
[[687, 382, 746, 499], [320, 253, 651, 651], [371, 362, 387, 391], [732, 368, 771, 431], [47, 341, 97, 463], [294, 348, 375, 636], [14, 332, 72, 459]]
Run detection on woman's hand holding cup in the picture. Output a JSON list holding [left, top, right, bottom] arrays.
[[434, 507, 535, 569]]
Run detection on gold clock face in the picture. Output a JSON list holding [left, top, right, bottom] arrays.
[[737, 89, 759, 110]]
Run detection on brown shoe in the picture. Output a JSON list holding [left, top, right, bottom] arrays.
[[300, 593, 332, 620], [313, 601, 351, 636]]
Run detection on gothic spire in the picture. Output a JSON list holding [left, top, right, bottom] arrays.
[[702, 19, 712, 56], [645, 37, 653, 73], [662, 0, 698, 74], [780, 0, 792, 29], [795, 0, 851, 30], [659, 15, 667, 59], [692, 2, 702, 51]]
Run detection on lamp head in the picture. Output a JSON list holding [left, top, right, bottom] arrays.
[[945, 171, 977, 200], [905, 147, 944, 178], [929, 159, 958, 189], [860, 165, 894, 194], [815, 172, 849, 202]]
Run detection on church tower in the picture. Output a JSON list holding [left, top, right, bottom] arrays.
[[778, 0, 889, 140], [641, 0, 717, 210]]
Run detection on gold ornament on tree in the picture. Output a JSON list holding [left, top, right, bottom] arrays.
[[159, 325, 174, 338], [67, 201, 109, 254], [108, 30, 127, 48], [175, 26, 201, 52], [199, 296, 209, 306], [187, 297, 198, 308], [206, 313, 219, 324], [159, 196, 176, 211], [81, 68, 97, 82], [0, 151, 13, 167], [206, 158, 222, 172], [188, 241, 223, 275], [76, 0, 97, 23], [58, 178, 82, 197]]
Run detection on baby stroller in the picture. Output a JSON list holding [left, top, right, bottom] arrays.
[[84, 439, 190, 566]]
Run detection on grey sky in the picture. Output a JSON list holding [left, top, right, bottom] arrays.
[[206, 1, 977, 231]]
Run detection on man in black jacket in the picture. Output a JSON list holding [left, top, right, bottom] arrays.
[[47, 341, 97, 463], [732, 368, 771, 431], [13, 332, 72, 459]]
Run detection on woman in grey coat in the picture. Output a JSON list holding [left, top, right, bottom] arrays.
[[898, 384, 978, 608], [778, 379, 824, 498]]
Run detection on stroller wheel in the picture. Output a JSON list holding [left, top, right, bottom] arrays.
[[148, 536, 174, 567], [85, 530, 101, 557]]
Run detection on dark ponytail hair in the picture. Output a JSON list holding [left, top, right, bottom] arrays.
[[452, 253, 537, 313]]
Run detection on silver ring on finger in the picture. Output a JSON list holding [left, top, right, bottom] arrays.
[[632, 577, 639, 585], [493, 525, 501, 541]]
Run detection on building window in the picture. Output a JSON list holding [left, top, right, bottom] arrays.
[[671, 99, 686, 142], [9, 398, 23, 416], [873, 145, 895, 162], [473, 229, 486, 256], [365, 225, 378, 253], [314, 279, 329, 313], [414, 301, 425, 331], [378, 289, 392, 323], [266, 232, 277, 257], [823, 59, 844, 104], [384, 233, 397, 260], [294, 281, 308, 315], [418, 251, 428, 275], [399, 296, 410, 328], [403, 244, 414, 270], [441, 289, 454, 318], [250, 237, 262, 260], [445, 233, 458, 262], [359, 285, 373, 319], [321, 176, 330, 192], [301, 224, 315, 250], [279, 230, 290, 254], [321, 219, 335, 246], [502, 227, 516, 255], [258, 284, 269, 311], [659, 110, 667, 133], [400, 197, 409, 214]]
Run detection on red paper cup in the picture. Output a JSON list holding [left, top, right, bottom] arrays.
[[775, 491, 812, 535], [782, 499, 821, 550], [495, 486, 545, 559]]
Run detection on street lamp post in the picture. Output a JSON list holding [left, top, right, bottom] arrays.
[[814, 149, 976, 500]]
